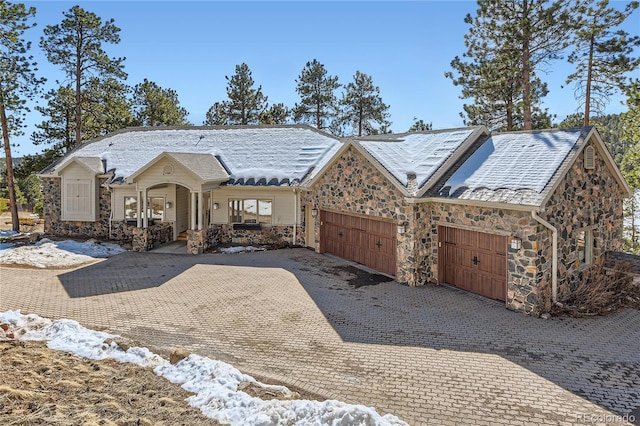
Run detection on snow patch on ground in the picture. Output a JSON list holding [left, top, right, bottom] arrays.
[[220, 246, 267, 254], [0, 239, 126, 268], [0, 310, 408, 426], [0, 230, 19, 238]]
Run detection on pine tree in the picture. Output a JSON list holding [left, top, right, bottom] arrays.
[[204, 102, 228, 126], [82, 77, 133, 138], [620, 80, 640, 254], [409, 119, 432, 132], [339, 71, 391, 136], [132, 79, 189, 126], [40, 5, 126, 147], [259, 103, 290, 125], [225, 63, 268, 125], [448, 0, 576, 130], [567, 0, 640, 125], [0, 0, 45, 231], [293, 59, 340, 130]]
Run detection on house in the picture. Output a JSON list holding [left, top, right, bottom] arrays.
[[39, 124, 632, 316], [39, 125, 343, 253]]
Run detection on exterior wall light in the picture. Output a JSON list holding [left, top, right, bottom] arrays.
[[165, 201, 173, 209], [212, 202, 220, 210], [510, 237, 522, 250], [311, 209, 318, 217], [397, 223, 407, 234]]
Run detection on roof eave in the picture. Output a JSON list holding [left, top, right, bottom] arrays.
[[407, 196, 542, 212]]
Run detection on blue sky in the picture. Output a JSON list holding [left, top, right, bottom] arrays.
[[13, 0, 640, 156]]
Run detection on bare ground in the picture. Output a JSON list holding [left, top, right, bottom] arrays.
[[0, 340, 220, 426]]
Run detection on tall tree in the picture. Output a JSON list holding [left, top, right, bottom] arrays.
[[567, 0, 640, 125], [0, 0, 44, 231], [449, 0, 576, 130], [82, 77, 133, 138], [40, 5, 126, 148], [293, 59, 340, 130], [31, 85, 75, 154], [259, 103, 290, 125], [620, 80, 640, 253], [206, 63, 268, 125], [339, 71, 391, 136], [132, 79, 189, 126]]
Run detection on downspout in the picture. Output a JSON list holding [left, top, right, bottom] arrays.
[[531, 211, 558, 304], [109, 184, 114, 240]]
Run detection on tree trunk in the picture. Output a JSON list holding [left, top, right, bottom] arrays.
[[584, 21, 596, 126], [75, 44, 82, 147], [521, 0, 533, 130], [0, 101, 20, 232]]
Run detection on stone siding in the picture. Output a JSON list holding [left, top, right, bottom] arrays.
[[418, 203, 545, 315], [42, 177, 111, 239], [302, 146, 413, 281], [541, 141, 626, 306], [186, 224, 302, 254], [132, 223, 173, 252]]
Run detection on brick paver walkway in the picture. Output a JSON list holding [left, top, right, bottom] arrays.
[[1, 248, 638, 425]]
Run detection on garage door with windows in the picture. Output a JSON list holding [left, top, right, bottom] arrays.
[[320, 210, 396, 276], [438, 226, 507, 301]]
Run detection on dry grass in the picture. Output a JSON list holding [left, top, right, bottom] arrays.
[[0, 340, 220, 425], [554, 263, 640, 316]]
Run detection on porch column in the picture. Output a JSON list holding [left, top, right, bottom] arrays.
[[190, 191, 196, 230], [198, 191, 204, 230], [142, 189, 148, 228], [136, 190, 142, 228]]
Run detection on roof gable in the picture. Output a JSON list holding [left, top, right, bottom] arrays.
[[56, 157, 104, 176], [353, 127, 487, 194], [127, 152, 228, 186]]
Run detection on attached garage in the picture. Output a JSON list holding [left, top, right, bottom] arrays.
[[320, 210, 396, 276], [438, 226, 507, 301]]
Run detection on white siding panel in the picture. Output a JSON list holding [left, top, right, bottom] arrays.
[[60, 163, 96, 222], [135, 158, 199, 191], [210, 188, 297, 225]]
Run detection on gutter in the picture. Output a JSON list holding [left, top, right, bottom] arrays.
[[531, 211, 558, 304]]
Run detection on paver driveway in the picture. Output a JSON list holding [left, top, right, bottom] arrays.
[[1, 248, 638, 425]]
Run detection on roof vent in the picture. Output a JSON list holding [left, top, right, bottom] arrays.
[[584, 146, 595, 170]]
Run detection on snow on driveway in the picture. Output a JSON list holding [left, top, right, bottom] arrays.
[[0, 238, 126, 268]]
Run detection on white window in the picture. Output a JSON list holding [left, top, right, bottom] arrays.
[[62, 178, 96, 221], [577, 229, 594, 266], [124, 196, 138, 219], [148, 197, 164, 221], [229, 199, 272, 224]]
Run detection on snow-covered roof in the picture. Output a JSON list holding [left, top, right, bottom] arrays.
[[46, 125, 343, 187], [434, 128, 588, 206], [355, 128, 481, 191]]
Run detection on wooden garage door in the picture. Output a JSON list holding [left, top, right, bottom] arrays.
[[439, 226, 507, 301], [320, 210, 396, 276]]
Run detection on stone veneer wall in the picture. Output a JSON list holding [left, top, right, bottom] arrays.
[[303, 146, 415, 282], [541, 141, 626, 306], [42, 177, 111, 239], [186, 224, 302, 255], [417, 203, 546, 315], [132, 223, 173, 252]]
